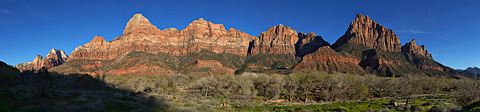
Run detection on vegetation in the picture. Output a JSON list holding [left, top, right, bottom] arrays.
[[2, 61, 480, 111], [237, 54, 297, 74]]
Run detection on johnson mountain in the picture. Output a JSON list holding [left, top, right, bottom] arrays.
[[15, 13, 458, 77]]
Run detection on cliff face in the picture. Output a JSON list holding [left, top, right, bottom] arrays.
[[48, 13, 457, 76], [295, 32, 330, 57], [69, 14, 256, 61], [248, 24, 298, 56], [402, 39, 433, 59], [332, 14, 402, 52], [294, 46, 365, 74], [15, 48, 68, 72]]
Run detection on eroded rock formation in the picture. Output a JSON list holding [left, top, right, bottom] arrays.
[[402, 39, 433, 59], [248, 24, 298, 56], [295, 32, 330, 57], [294, 46, 365, 74], [15, 48, 68, 72], [69, 14, 256, 61], [332, 14, 402, 52]]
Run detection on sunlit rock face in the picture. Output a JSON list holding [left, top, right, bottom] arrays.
[[248, 24, 298, 56], [15, 48, 68, 72], [332, 14, 402, 52]]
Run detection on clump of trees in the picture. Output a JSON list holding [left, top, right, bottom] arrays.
[[103, 71, 479, 107], [2, 65, 480, 111]]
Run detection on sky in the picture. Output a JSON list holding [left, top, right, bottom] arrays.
[[0, 0, 479, 69]]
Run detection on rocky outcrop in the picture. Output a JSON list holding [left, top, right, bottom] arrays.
[[465, 67, 480, 74], [43, 48, 69, 68], [332, 14, 402, 52], [15, 48, 68, 72], [69, 14, 256, 61], [402, 39, 433, 59], [248, 24, 298, 56], [123, 13, 161, 35], [295, 32, 330, 57], [293, 46, 365, 74], [53, 13, 458, 76], [69, 36, 111, 60]]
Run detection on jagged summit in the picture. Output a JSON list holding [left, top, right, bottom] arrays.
[[248, 24, 298, 56], [123, 13, 160, 35], [332, 13, 402, 52], [184, 17, 228, 36], [295, 31, 330, 57], [48, 13, 456, 76], [402, 39, 433, 59], [15, 48, 68, 72], [196, 18, 206, 21]]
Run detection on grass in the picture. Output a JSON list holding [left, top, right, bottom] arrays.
[[463, 100, 480, 111]]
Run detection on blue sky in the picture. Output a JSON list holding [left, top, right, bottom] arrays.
[[0, 0, 479, 69]]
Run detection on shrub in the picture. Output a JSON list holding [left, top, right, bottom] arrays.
[[410, 105, 424, 112]]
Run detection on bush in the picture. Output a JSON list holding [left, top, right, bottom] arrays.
[[332, 106, 347, 112], [468, 107, 480, 112], [195, 104, 214, 112], [410, 105, 424, 112]]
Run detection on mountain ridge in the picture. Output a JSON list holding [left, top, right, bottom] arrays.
[[15, 48, 68, 72], [13, 13, 458, 77]]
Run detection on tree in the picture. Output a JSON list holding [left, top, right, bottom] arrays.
[[266, 74, 285, 101], [285, 73, 299, 101], [296, 72, 326, 103], [237, 73, 257, 100], [215, 74, 237, 98], [194, 76, 217, 97], [37, 67, 51, 94], [400, 74, 421, 106], [456, 78, 480, 106]]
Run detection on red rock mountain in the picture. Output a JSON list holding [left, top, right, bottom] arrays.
[[402, 39, 433, 59], [69, 14, 256, 61], [15, 48, 68, 72], [248, 24, 298, 56], [295, 32, 330, 57], [44, 13, 456, 76], [293, 46, 365, 74], [332, 14, 402, 52]]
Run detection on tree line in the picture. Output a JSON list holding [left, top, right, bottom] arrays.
[[105, 71, 480, 106]]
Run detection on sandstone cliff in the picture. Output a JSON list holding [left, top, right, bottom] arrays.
[[332, 14, 402, 52], [248, 24, 298, 56], [294, 46, 365, 74], [295, 32, 330, 57], [401, 39, 433, 59], [15, 48, 68, 72], [51, 13, 458, 76], [69, 14, 256, 61]]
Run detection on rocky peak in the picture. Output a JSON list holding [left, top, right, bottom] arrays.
[[226, 28, 256, 39], [163, 27, 178, 32], [123, 13, 160, 35], [332, 14, 402, 52], [248, 24, 298, 55], [48, 48, 57, 55], [85, 36, 108, 47], [295, 32, 330, 57], [184, 18, 227, 36], [47, 48, 68, 59], [402, 39, 433, 59], [33, 55, 44, 63], [15, 48, 68, 72]]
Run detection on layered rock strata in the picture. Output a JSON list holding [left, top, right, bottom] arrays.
[[332, 14, 402, 52]]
